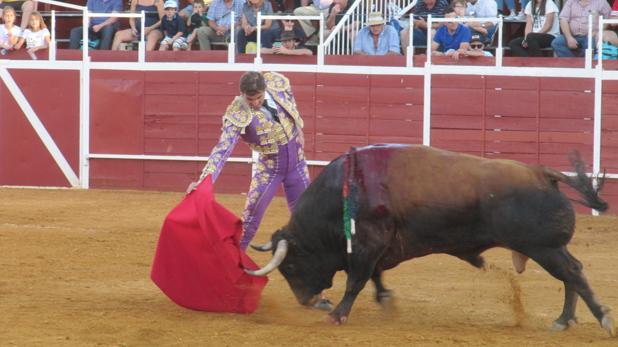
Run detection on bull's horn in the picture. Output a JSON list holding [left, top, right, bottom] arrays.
[[244, 240, 288, 276], [250, 241, 272, 252]]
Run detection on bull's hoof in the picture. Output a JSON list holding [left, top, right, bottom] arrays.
[[551, 317, 578, 331], [376, 289, 393, 304], [313, 298, 334, 311], [601, 307, 616, 337], [328, 312, 348, 325]]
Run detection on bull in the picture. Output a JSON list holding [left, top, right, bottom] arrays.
[[247, 144, 615, 336]]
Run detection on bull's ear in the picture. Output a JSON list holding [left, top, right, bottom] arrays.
[[250, 241, 272, 252]]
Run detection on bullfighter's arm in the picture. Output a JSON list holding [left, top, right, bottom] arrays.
[[198, 120, 242, 183]]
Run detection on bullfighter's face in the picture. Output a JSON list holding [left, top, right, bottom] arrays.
[[243, 91, 265, 111]]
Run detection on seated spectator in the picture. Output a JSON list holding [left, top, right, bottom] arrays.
[[517, 0, 529, 19], [0, 6, 21, 56], [15, 10, 49, 59], [497, 0, 517, 18], [353, 11, 401, 56], [260, 29, 312, 55], [465, 0, 497, 44], [551, 0, 610, 57], [159, 0, 188, 50], [324, 0, 352, 40], [508, 0, 559, 57], [432, 7, 471, 60], [69, 0, 123, 50], [0, 0, 36, 32], [261, 12, 306, 48], [294, 0, 333, 41], [400, 0, 448, 52], [179, 0, 195, 19], [601, 1, 618, 48], [112, 0, 164, 51], [464, 34, 493, 56], [452, 0, 467, 17], [186, 0, 208, 48], [195, 0, 243, 50], [237, 0, 273, 53]]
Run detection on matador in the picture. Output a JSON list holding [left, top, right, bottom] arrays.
[[194, 71, 310, 251]]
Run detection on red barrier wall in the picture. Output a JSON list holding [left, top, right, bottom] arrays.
[[1, 62, 617, 213], [0, 69, 79, 186]]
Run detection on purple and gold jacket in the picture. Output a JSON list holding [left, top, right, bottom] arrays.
[[199, 72, 304, 182]]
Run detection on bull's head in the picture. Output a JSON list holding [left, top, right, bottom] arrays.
[[245, 229, 336, 307]]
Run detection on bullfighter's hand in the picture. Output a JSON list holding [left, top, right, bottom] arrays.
[[186, 181, 199, 194]]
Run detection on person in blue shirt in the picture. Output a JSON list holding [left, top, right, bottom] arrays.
[[431, 7, 471, 60], [69, 0, 123, 50], [353, 11, 401, 56]]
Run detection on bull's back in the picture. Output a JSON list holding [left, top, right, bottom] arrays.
[[384, 146, 575, 251], [384, 146, 548, 215]]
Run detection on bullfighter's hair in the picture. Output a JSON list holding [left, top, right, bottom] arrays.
[[240, 71, 267, 96]]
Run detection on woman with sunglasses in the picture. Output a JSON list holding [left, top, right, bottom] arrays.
[[507, 0, 559, 57]]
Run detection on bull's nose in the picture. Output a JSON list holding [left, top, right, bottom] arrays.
[[300, 294, 320, 307]]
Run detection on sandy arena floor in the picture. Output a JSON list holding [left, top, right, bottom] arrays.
[[1, 188, 617, 346]]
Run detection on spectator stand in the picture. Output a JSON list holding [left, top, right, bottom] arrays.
[[3, 0, 618, 211]]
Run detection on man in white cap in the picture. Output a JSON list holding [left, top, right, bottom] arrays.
[[159, 0, 188, 51], [353, 11, 401, 55]]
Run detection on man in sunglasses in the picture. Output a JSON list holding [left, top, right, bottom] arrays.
[[464, 34, 493, 56]]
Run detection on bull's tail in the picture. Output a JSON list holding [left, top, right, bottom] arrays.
[[543, 151, 608, 212]]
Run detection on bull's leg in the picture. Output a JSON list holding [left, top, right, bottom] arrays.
[[329, 258, 375, 324], [371, 270, 393, 304], [328, 219, 393, 324], [527, 246, 615, 337], [553, 283, 579, 330]]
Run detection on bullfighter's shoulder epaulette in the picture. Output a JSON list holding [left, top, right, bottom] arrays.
[[223, 96, 253, 128], [263, 71, 290, 93]]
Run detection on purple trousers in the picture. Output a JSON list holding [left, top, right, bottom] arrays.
[[240, 137, 310, 250]]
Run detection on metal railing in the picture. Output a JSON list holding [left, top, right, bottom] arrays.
[[324, 0, 415, 55]]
